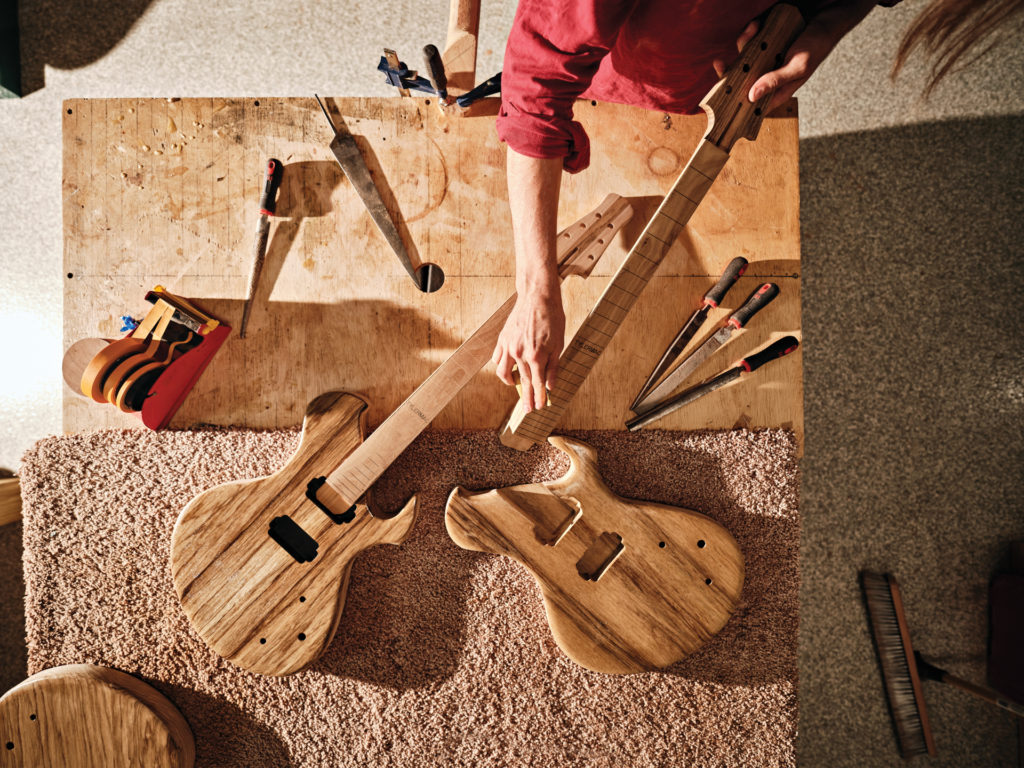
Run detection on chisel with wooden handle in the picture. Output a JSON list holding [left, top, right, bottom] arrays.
[[626, 335, 799, 430], [239, 158, 283, 338], [633, 282, 779, 413], [631, 256, 748, 409]]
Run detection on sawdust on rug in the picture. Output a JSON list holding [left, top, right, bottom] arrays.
[[18, 427, 799, 768]]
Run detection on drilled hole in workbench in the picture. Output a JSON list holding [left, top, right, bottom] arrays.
[[29, 715, 36, 721], [697, 539, 706, 548], [416, 263, 445, 293], [299, 596, 306, 602], [725, 86, 732, 94], [298, 633, 306, 641], [760, 42, 767, 50], [705, 578, 713, 585], [259, 638, 266, 644], [67, 272, 73, 279], [254, 100, 260, 106], [742, 64, 750, 72], [66, 108, 72, 114], [754, 108, 762, 116], [591, 100, 597, 106], [425, 99, 431, 105], [658, 541, 666, 548], [5, 743, 12, 750]]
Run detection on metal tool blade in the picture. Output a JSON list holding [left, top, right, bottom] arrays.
[[627, 367, 742, 431], [630, 305, 710, 409], [239, 214, 271, 338], [634, 324, 733, 413], [316, 95, 419, 284]]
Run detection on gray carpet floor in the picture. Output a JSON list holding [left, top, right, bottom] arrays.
[[1, 0, 1023, 765]]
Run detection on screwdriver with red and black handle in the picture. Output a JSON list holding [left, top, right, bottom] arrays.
[[625, 335, 800, 431], [631, 256, 748, 409]]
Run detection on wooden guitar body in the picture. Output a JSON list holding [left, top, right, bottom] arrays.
[[170, 392, 416, 676], [445, 437, 744, 673], [169, 195, 632, 676]]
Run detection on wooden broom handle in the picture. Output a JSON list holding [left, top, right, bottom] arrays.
[[442, 0, 481, 95]]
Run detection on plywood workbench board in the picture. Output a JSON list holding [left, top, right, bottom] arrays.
[[62, 96, 801, 445]]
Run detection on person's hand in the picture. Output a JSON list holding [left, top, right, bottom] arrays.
[[492, 279, 564, 414], [714, 1, 876, 114]]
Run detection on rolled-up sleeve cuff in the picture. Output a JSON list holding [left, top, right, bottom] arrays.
[[496, 105, 591, 174]]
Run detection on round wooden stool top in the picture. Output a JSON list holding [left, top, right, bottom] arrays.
[[0, 665, 194, 768]]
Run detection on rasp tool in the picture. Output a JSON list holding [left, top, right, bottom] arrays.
[[315, 94, 442, 292], [633, 282, 779, 414], [626, 335, 799, 430], [239, 158, 283, 338], [630, 256, 748, 409]]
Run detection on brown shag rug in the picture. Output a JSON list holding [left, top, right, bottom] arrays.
[[18, 427, 799, 768]]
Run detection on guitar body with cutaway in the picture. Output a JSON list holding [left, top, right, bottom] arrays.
[[169, 195, 633, 677], [170, 392, 416, 676], [445, 436, 744, 673]]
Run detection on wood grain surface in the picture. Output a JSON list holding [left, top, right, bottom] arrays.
[[63, 96, 801, 444], [0, 478, 21, 526], [445, 436, 744, 673], [0, 664, 194, 768], [502, 140, 731, 450], [170, 200, 631, 676], [171, 391, 416, 676]]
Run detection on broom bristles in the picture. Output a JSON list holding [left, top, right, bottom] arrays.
[[860, 571, 938, 759]]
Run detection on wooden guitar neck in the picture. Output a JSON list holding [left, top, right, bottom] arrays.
[[502, 141, 729, 449], [326, 195, 634, 506], [501, 3, 805, 450]]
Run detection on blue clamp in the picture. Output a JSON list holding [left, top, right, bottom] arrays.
[[377, 56, 437, 96], [455, 72, 502, 108]]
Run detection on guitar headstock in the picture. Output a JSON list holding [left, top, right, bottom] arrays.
[[557, 194, 634, 280], [700, 3, 806, 151]]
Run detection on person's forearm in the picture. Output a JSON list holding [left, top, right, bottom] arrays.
[[507, 150, 563, 298]]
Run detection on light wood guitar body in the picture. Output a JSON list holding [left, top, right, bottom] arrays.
[[170, 195, 632, 677], [0, 665, 194, 768], [445, 437, 744, 673], [171, 392, 415, 676]]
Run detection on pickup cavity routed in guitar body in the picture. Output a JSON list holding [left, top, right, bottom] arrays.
[[445, 437, 744, 674], [169, 195, 634, 676], [170, 392, 415, 677]]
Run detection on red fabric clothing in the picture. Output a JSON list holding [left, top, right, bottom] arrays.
[[496, 0, 775, 172]]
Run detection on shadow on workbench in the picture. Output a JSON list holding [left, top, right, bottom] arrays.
[[798, 113, 1024, 767]]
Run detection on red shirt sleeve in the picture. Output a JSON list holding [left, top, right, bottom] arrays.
[[496, 0, 638, 174]]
